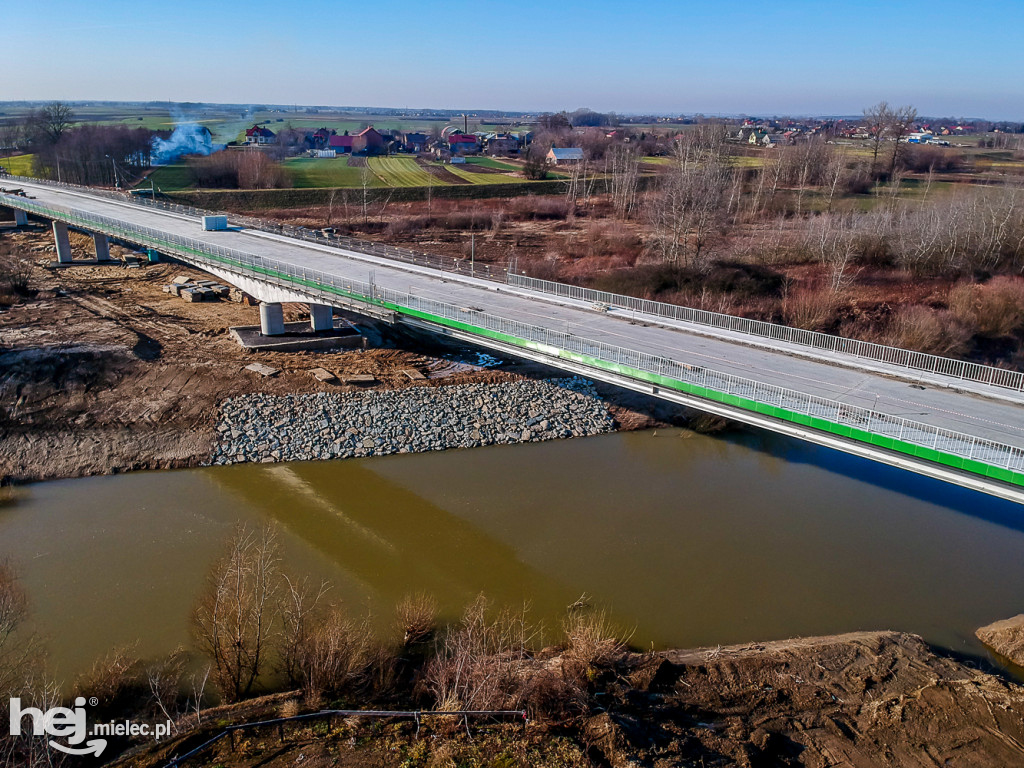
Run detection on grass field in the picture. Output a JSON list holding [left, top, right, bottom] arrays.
[[284, 157, 381, 188], [0, 154, 36, 177], [466, 157, 520, 171], [368, 156, 439, 187], [143, 164, 196, 192]]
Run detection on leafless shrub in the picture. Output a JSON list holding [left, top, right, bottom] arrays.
[[191, 524, 281, 703], [278, 574, 331, 688], [782, 287, 839, 331], [888, 305, 972, 357], [396, 592, 438, 645], [0, 560, 33, 698], [424, 594, 536, 712], [297, 607, 394, 707], [73, 645, 145, 711], [948, 277, 1024, 337]]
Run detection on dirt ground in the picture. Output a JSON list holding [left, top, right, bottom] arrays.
[[109, 631, 1024, 768], [0, 225, 678, 485]]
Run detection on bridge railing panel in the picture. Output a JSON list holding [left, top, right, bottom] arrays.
[[507, 273, 1024, 394]]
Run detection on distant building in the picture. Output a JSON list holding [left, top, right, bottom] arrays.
[[486, 133, 519, 155], [352, 126, 385, 154], [404, 132, 430, 153], [448, 134, 479, 154], [311, 127, 334, 149], [328, 134, 354, 154], [546, 147, 584, 164], [244, 124, 277, 145]]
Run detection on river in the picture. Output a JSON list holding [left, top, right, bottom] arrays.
[[2, 427, 1022, 684]]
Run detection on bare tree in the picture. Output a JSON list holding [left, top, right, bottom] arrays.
[[647, 140, 732, 267], [606, 143, 640, 218], [33, 101, 75, 144], [887, 104, 919, 178], [863, 101, 893, 177], [191, 525, 281, 703]]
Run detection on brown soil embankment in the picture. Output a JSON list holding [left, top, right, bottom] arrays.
[[110, 630, 1024, 768]]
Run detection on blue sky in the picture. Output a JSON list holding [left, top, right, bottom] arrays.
[[4, 0, 1022, 119]]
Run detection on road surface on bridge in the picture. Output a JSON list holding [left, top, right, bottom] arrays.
[[9, 179, 1024, 455]]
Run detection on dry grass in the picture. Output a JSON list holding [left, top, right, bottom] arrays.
[[782, 287, 839, 331], [888, 305, 972, 357], [949, 277, 1024, 338], [395, 592, 439, 645]]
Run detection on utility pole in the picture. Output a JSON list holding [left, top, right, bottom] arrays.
[[470, 232, 475, 277]]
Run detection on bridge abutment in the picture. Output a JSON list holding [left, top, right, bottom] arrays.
[[93, 233, 111, 262], [259, 302, 285, 336], [52, 221, 72, 263], [309, 303, 333, 331]]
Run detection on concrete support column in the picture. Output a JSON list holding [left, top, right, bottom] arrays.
[[13, 209, 27, 226], [259, 302, 285, 336], [52, 221, 72, 264], [309, 303, 333, 332], [93, 233, 111, 262]]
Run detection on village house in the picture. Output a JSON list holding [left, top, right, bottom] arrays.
[[352, 126, 384, 154], [328, 134, 354, 154], [403, 132, 430, 153], [448, 133, 479, 154], [547, 147, 584, 164], [311, 127, 334, 149], [244, 124, 277, 145], [485, 133, 519, 155]]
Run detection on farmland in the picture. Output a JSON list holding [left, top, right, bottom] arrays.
[[0, 153, 36, 177], [284, 157, 381, 188], [145, 163, 197, 192], [446, 164, 525, 184], [466, 157, 520, 171], [368, 156, 441, 187]]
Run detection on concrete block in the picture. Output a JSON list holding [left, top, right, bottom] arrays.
[[245, 363, 280, 377], [171, 275, 192, 285], [310, 367, 338, 383]]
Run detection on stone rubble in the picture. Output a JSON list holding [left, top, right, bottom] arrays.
[[209, 377, 615, 465]]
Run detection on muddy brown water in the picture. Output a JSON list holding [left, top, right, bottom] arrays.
[[2, 427, 1023, 684]]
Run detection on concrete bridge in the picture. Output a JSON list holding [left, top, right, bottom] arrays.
[[3, 177, 1024, 504]]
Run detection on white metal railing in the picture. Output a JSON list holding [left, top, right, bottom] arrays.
[[508, 274, 1024, 393], [5, 192, 1023, 482]]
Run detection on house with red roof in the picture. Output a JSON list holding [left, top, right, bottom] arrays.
[[244, 124, 277, 145], [353, 126, 384, 154], [328, 134, 354, 154]]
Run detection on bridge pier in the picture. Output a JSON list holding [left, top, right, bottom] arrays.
[[93, 233, 111, 262], [259, 302, 285, 336], [309, 303, 333, 331], [52, 221, 72, 263], [13, 209, 27, 226]]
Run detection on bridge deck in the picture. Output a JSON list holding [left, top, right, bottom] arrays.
[[6, 180, 1024, 464]]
